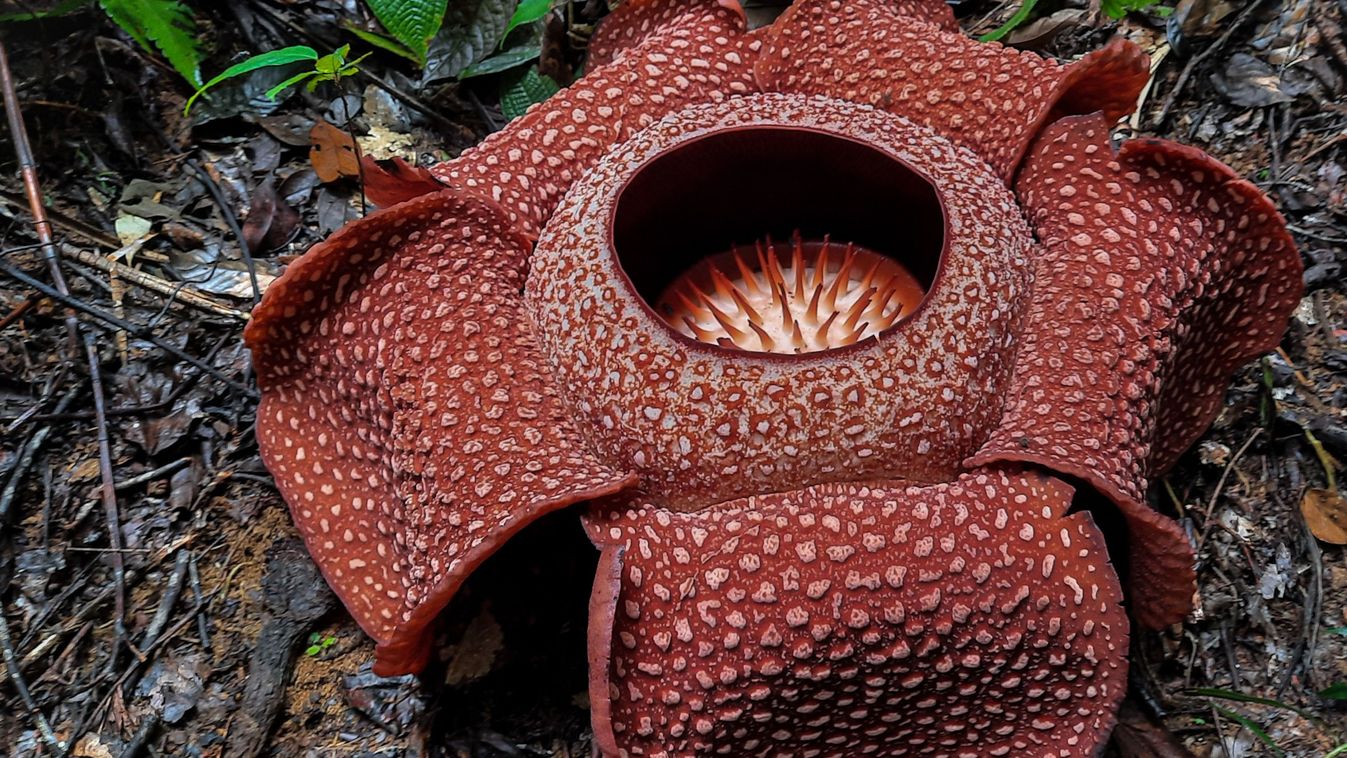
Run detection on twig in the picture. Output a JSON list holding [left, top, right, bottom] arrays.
[[0, 388, 77, 524], [139, 550, 190, 651], [0, 39, 80, 358], [61, 244, 249, 321], [1152, 0, 1267, 130], [0, 292, 38, 330], [86, 333, 129, 657], [188, 553, 211, 652], [0, 608, 64, 755], [0, 190, 122, 250], [185, 159, 261, 307], [0, 260, 256, 397], [113, 457, 192, 491], [1196, 429, 1263, 553]]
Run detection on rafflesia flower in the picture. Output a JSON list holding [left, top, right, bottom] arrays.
[[243, 0, 1303, 754]]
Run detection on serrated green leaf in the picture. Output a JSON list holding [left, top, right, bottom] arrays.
[[365, 0, 448, 63], [503, 0, 550, 40], [459, 44, 539, 78], [499, 66, 558, 120], [185, 46, 319, 114], [343, 23, 421, 63], [977, 0, 1040, 42], [99, 0, 203, 86], [422, 0, 514, 84]]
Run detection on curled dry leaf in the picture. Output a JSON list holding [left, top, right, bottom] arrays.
[[1301, 488, 1347, 544], [308, 120, 360, 183]]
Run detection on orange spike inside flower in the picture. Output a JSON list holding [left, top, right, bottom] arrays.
[[656, 236, 925, 353]]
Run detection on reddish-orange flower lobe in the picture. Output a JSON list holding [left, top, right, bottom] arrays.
[[585, 470, 1127, 756], [244, 0, 1302, 752]]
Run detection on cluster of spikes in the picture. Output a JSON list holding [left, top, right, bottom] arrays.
[[656, 235, 925, 354]]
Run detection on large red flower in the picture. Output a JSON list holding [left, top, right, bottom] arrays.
[[244, 0, 1302, 754]]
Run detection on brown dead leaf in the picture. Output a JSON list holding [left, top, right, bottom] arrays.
[[443, 609, 503, 686], [308, 121, 360, 183], [1301, 488, 1347, 544]]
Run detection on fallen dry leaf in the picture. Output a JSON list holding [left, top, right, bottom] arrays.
[[309, 120, 360, 183], [1301, 488, 1347, 544]]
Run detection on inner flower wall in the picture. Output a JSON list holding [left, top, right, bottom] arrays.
[[528, 97, 1034, 509]]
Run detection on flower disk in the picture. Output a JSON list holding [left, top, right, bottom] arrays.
[[657, 237, 925, 354]]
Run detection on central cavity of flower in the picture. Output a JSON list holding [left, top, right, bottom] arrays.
[[656, 235, 924, 353]]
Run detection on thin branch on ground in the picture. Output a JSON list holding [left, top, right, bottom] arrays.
[[0, 260, 256, 398], [186, 159, 262, 307]]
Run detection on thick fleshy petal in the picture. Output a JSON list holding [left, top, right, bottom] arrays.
[[585, 469, 1128, 756], [529, 93, 1033, 511], [968, 114, 1302, 627], [755, 0, 1149, 179], [360, 156, 445, 208], [427, 0, 759, 239], [587, 0, 748, 69], [245, 190, 635, 674]]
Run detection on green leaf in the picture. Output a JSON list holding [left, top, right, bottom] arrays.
[[1188, 688, 1326, 728], [1212, 707, 1286, 758], [265, 70, 318, 100], [977, 0, 1040, 42], [503, 0, 550, 40], [499, 66, 558, 120], [365, 0, 448, 63], [185, 46, 319, 114], [1099, 0, 1166, 19], [422, 0, 514, 85], [459, 44, 539, 78], [343, 23, 421, 63], [304, 644, 321, 656], [0, 0, 90, 22], [1319, 683, 1347, 701], [99, 0, 203, 86]]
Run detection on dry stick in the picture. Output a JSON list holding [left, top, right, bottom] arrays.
[[0, 40, 79, 359], [139, 550, 190, 651], [113, 457, 192, 491], [0, 261, 257, 398], [0, 608, 64, 754], [185, 159, 261, 307], [61, 244, 248, 322], [1195, 428, 1263, 554], [86, 333, 129, 658], [1152, 0, 1266, 129]]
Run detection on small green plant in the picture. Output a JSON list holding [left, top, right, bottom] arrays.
[[305, 632, 338, 657], [1100, 0, 1174, 18], [979, 0, 1171, 42], [184, 44, 370, 115]]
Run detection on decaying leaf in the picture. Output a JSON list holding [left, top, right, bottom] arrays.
[[308, 120, 360, 183], [1301, 488, 1347, 544]]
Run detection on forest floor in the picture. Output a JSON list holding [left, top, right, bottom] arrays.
[[0, 0, 1344, 756]]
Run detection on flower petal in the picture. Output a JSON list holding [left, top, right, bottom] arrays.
[[360, 156, 445, 208], [755, 0, 1149, 179], [245, 190, 636, 674], [968, 114, 1302, 627], [588, 0, 748, 69], [585, 469, 1128, 755], [428, 0, 760, 240]]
